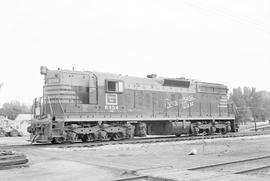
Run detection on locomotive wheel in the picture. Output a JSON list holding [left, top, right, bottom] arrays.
[[113, 132, 124, 141], [72, 133, 79, 143], [51, 137, 64, 144], [78, 134, 93, 142], [221, 128, 227, 134], [51, 138, 57, 144], [210, 126, 216, 134], [87, 134, 95, 142], [226, 125, 231, 132], [66, 132, 78, 143], [99, 130, 109, 141], [207, 128, 211, 135], [81, 135, 88, 142], [192, 127, 199, 136]]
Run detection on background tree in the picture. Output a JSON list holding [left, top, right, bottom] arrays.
[[230, 87, 270, 124], [257, 91, 270, 120], [0, 101, 31, 120], [230, 87, 252, 124]]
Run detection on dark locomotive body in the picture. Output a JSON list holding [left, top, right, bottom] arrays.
[[28, 66, 237, 143]]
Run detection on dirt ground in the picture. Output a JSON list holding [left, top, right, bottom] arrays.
[[1, 134, 270, 180]]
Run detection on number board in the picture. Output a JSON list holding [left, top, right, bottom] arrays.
[[106, 93, 118, 105]]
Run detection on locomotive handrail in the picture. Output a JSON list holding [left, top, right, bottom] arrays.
[[52, 109, 230, 116], [88, 73, 98, 105], [57, 98, 64, 113], [47, 96, 54, 116], [93, 73, 99, 104], [32, 98, 37, 118], [32, 97, 43, 119]]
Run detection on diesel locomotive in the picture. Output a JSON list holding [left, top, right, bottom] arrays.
[[28, 66, 237, 143]]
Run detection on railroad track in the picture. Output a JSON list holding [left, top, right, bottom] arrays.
[[188, 155, 270, 178], [1, 131, 270, 150], [112, 175, 150, 181], [56, 130, 270, 149], [114, 155, 270, 181]]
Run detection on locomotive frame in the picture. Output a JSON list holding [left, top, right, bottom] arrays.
[[28, 66, 237, 143]]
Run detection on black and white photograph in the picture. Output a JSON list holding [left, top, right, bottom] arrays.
[[0, 0, 270, 180]]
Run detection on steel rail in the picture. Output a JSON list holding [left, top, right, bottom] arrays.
[[112, 175, 149, 181], [188, 155, 270, 171], [1, 131, 270, 150], [59, 131, 270, 149], [235, 165, 270, 174]]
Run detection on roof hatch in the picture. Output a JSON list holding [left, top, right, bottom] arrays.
[[163, 79, 190, 88]]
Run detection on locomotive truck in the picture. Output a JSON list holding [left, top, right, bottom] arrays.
[[28, 66, 237, 143]]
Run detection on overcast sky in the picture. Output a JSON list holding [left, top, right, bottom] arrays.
[[0, 0, 270, 106]]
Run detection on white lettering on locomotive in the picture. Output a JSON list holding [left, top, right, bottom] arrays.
[[182, 95, 196, 109], [105, 105, 119, 111], [106, 93, 118, 105], [105, 93, 118, 112], [166, 95, 196, 109]]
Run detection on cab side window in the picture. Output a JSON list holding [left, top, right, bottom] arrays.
[[106, 80, 124, 93]]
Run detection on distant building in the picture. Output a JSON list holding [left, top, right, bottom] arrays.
[[13, 114, 33, 136], [0, 115, 12, 130]]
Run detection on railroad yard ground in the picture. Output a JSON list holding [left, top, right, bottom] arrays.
[[1, 130, 270, 180]]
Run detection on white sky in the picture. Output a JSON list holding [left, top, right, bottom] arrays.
[[0, 0, 270, 106]]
